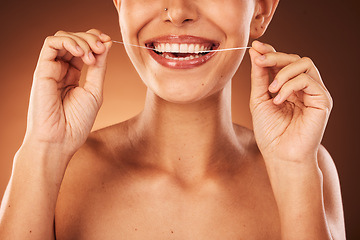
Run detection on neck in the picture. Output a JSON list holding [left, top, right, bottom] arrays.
[[128, 81, 242, 181]]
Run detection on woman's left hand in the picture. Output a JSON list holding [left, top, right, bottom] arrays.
[[249, 41, 333, 163]]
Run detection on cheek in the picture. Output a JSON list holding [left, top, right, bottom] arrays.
[[119, 1, 160, 76], [220, 51, 246, 82], [119, 0, 161, 41], [208, 0, 254, 38], [200, 50, 247, 99]]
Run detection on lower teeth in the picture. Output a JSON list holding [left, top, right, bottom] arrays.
[[163, 54, 200, 61], [153, 49, 209, 61]]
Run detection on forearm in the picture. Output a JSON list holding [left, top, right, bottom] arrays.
[[0, 143, 71, 240], [265, 158, 333, 240]]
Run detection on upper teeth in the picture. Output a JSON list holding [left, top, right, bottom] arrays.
[[154, 43, 212, 53]]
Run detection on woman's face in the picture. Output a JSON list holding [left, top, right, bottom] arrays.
[[116, 0, 256, 103]]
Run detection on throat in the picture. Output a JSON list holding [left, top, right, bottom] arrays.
[[129, 87, 237, 174]]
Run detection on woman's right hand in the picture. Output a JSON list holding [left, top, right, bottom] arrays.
[[24, 29, 112, 157]]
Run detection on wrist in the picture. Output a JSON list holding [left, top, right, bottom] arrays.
[[263, 157, 329, 240], [264, 157, 321, 181], [16, 140, 73, 178], [21, 134, 75, 158], [259, 143, 319, 164], [263, 156, 324, 214]]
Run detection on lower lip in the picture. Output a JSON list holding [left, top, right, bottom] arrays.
[[148, 49, 217, 69]]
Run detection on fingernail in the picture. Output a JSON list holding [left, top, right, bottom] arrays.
[[88, 52, 95, 60], [270, 79, 278, 89], [76, 46, 82, 53], [274, 94, 281, 104], [258, 55, 266, 61], [96, 41, 103, 48], [100, 33, 110, 39]]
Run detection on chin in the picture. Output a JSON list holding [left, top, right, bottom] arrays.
[[153, 83, 211, 104], [148, 75, 227, 105]]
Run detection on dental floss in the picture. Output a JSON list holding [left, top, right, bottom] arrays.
[[112, 40, 251, 53], [112, 40, 155, 50]]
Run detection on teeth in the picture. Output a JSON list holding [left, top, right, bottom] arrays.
[[188, 44, 195, 53], [165, 43, 171, 52], [154, 43, 212, 53], [162, 54, 201, 61], [160, 43, 165, 52], [194, 45, 200, 53], [171, 44, 180, 53], [179, 44, 187, 53]]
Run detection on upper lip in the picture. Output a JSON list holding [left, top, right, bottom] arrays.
[[145, 35, 220, 53]]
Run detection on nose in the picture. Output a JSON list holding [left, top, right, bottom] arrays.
[[164, 0, 199, 27]]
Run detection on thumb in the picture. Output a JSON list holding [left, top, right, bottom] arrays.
[[249, 47, 271, 107], [84, 41, 112, 103]]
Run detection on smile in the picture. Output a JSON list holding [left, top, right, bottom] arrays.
[[145, 35, 219, 69]]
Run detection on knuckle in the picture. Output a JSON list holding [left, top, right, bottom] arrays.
[[54, 30, 67, 36], [79, 31, 101, 43], [328, 93, 334, 110], [301, 56, 314, 65], [300, 72, 311, 80], [290, 54, 301, 60], [86, 28, 101, 35], [44, 36, 54, 44], [267, 52, 277, 60], [88, 33, 100, 41]]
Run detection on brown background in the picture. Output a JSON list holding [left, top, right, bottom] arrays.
[[0, 0, 359, 238]]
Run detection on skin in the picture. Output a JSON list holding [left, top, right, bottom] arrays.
[[0, 0, 346, 239]]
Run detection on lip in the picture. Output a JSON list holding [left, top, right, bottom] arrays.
[[145, 35, 219, 69]]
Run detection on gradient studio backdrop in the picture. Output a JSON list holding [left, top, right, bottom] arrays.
[[0, 0, 359, 238]]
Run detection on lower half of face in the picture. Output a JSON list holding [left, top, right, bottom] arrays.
[[119, 0, 253, 104]]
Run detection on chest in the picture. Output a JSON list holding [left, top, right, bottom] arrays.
[[55, 175, 280, 240]]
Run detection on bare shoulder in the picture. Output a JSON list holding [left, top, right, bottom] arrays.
[[58, 120, 132, 186], [317, 145, 346, 239], [59, 122, 130, 183], [54, 121, 131, 238]]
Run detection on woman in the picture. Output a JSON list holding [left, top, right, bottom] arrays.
[[0, 0, 346, 239]]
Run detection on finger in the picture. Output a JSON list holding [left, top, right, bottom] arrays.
[[87, 29, 112, 42], [57, 50, 84, 71], [251, 40, 276, 54], [61, 68, 82, 93], [249, 47, 272, 105], [86, 28, 104, 37], [72, 32, 106, 55], [99, 33, 112, 43], [81, 29, 112, 52], [35, 36, 84, 81], [83, 41, 112, 106], [69, 57, 84, 72], [61, 51, 76, 62], [55, 30, 111, 72], [273, 73, 332, 111], [39, 35, 84, 62], [270, 57, 325, 93], [54, 31, 96, 65], [249, 41, 278, 105], [253, 52, 301, 69], [249, 41, 280, 108]]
